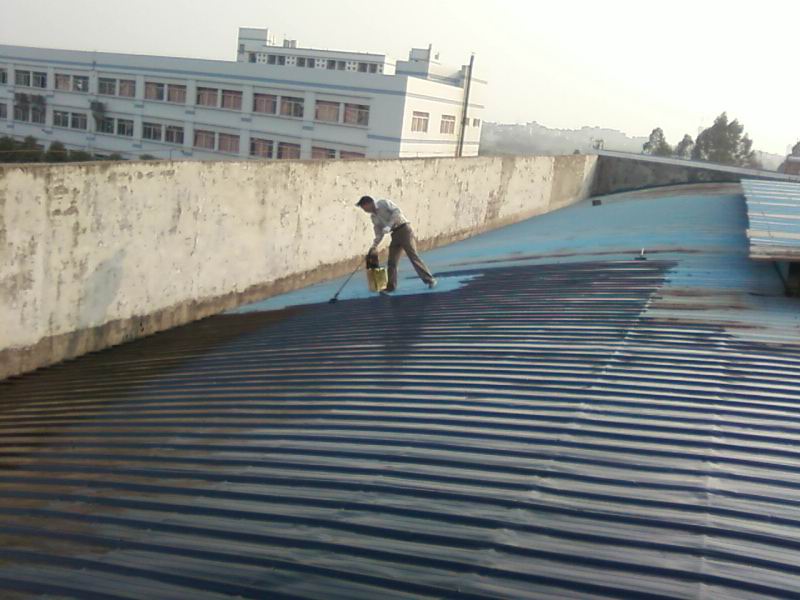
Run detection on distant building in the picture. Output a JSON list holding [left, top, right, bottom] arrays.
[[0, 28, 485, 161], [780, 156, 800, 176]]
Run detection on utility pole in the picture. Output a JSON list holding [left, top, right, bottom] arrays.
[[457, 53, 475, 158]]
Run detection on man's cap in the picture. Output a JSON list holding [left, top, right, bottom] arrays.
[[356, 195, 374, 207]]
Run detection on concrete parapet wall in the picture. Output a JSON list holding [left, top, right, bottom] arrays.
[[0, 154, 597, 379]]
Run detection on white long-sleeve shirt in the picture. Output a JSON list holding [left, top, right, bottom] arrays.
[[370, 199, 409, 250]]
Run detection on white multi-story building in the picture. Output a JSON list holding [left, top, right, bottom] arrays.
[[0, 28, 485, 161]]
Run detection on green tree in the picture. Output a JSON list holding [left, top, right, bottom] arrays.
[[45, 141, 69, 163], [691, 112, 759, 168], [643, 128, 673, 157], [18, 136, 43, 162], [674, 134, 694, 159], [0, 136, 16, 163], [108, 153, 125, 161], [139, 154, 157, 160], [67, 149, 93, 162]]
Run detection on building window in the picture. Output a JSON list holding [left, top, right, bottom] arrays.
[[337, 61, 346, 70], [218, 133, 240, 153], [277, 142, 301, 159], [53, 110, 70, 128], [280, 96, 304, 118], [117, 119, 134, 137], [249, 53, 256, 63], [344, 104, 370, 126], [14, 105, 30, 122], [72, 76, 89, 93], [71, 113, 87, 130], [312, 147, 336, 159], [54, 74, 71, 91], [97, 117, 115, 134], [196, 87, 218, 107], [253, 93, 277, 114], [327, 60, 336, 70], [145, 82, 165, 101], [0, 70, 6, 84], [31, 106, 45, 124], [250, 137, 273, 158], [167, 84, 186, 104], [0, 103, 6, 119], [15, 70, 31, 87], [296, 57, 306, 68], [473, 118, 481, 127], [119, 79, 136, 97], [194, 129, 215, 150], [440, 115, 456, 135], [98, 78, 117, 96], [411, 111, 429, 133], [340, 151, 366, 160], [267, 54, 286, 66], [32, 72, 47, 88], [221, 90, 243, 110], [143, 122, 163, 141], [315, 100, 340, 123], [165, 125, 184, 145], [357, 63, 369, 73]]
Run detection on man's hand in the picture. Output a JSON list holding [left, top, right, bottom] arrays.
[[367, 248, 378, 258]]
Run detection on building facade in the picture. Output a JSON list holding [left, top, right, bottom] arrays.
[[0, 28, 485, 161]]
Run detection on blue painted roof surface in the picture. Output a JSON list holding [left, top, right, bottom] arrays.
[[742, 178, 800, 260], [1, 183, 800, 599]]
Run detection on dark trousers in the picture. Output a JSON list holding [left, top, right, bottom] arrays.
[[387, 224, 434, 290]]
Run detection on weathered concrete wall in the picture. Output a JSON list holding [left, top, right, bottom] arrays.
[[592, 155, 740, 196], [0, 154, 596, 379], [591, 154, 800, 196]]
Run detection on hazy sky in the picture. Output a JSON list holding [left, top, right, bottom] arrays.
[[2, 0, 797, 154]]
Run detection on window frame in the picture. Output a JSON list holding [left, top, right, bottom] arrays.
[[250, 137, 273, 158], [32, 72, 47, 89], [30, 105, 46, 124], [167, 84, 187, 104], [0, 70, 7, 85], [70, 112, 88, 130], [98, 78, 117, 96], [97, 116, 115, 134], [116, 118, 134, 137], [221, 89, 243, 111], [193, 129, 216, 150], [280, 96, 304, 119], [440, 114, 456, 135], [55, 74, 71, 91], [72, 75, 89, 93], [15, 70, 31, 87], [315, 100, 340, 123], [118, 79, 136, 98], [311, 147, 336, 160], [343, 104, 370, 127], [253, 93, 277, 114], [145, 82, 165, 101], [142, 122, 163, 141], [165, 125, 185, 145], [0, 103, 7, 120], [411, 111, 429, 133], [196, 87, 219, 107], [218, 132, 240, 154], [53, 110, 70, 128], [277, 142, 301, 160]]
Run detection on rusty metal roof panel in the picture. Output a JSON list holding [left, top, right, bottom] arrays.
[[1, 183, 800, 599], [743, 178, 800, 261]]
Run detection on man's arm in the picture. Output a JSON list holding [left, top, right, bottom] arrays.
[[370, 220, 387, 252], [381, 199, 404, 229]]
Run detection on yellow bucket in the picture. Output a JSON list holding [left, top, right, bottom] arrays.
[[366, 267, 388, 292]]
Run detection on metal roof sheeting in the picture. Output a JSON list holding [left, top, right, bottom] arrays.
[[743, 178, 800, 261], [1, 184, 800, 599]]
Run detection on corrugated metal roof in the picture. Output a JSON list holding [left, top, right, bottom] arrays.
[[743, 178, 800, 260], [1, 183, 800, 599]]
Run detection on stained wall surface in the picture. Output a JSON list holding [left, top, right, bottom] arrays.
[[0, 154, 597, 378]]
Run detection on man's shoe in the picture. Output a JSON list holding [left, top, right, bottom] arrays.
[[427, 278, 438, 289], [382, 285, 395, 294]]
